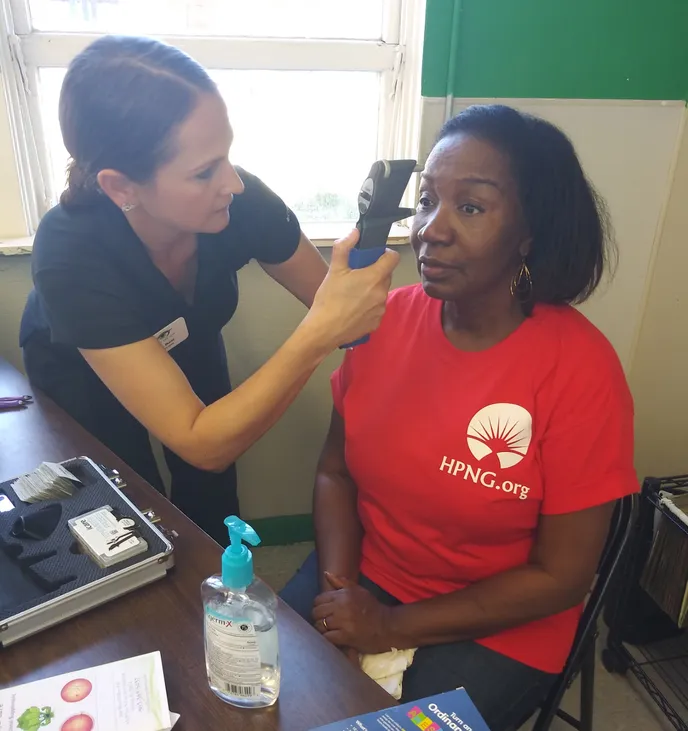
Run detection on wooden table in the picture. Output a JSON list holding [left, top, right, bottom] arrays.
[[0, 359, 393, 730]]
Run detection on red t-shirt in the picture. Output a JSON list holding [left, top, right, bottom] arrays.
[[331, 284, 637, 673]]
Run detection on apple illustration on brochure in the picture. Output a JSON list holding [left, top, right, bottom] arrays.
[[60, 679, 92, 704], [60, 714, 94, 731], [0, 652, 179, 731]]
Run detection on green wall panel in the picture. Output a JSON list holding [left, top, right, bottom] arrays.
[[422, 0, 688, 101]]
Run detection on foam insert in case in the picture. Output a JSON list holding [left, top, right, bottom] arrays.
[[0, 457, 174, 647]]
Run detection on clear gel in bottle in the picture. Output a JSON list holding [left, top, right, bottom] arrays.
[[201, 516, 280, 708]]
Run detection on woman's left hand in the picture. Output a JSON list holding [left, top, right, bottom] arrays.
[[312, 572, 393, 654]]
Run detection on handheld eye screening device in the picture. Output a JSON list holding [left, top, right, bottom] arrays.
[[341, 158, 417, 349]]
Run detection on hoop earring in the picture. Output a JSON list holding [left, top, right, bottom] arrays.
[[121, 203, 136, 213], [510, 257, 533, 302]]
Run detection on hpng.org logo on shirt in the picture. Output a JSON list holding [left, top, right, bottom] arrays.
[[467, 403, 532, 468], [440, 403, 533, 500]]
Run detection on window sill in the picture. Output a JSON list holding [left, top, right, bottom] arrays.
[[0, 225, 411, 257], [308, 221, 411, 247], [0, 237, 34, 257]]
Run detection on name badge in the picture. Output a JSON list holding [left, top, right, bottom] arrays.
[[154, 317, 189, 352]]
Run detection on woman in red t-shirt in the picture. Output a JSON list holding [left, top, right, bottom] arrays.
[[280, 105, 637, 730]]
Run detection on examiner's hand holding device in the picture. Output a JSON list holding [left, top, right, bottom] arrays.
[[343, 158, 416, 347], [305, 229, 399, 351], [304, 158, 417, 351]]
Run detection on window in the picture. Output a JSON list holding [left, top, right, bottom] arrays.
[[2, 0, 425, 237]]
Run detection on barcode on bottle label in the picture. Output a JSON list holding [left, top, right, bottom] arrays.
[[225, 683, 260, 697], [205, 610, 262, 697]]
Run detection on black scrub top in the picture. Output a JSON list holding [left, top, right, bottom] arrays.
[[20, 168, 301, 479]]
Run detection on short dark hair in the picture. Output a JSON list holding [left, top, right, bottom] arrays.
[[59, 35, 217, 208], [437, 104, 614, 306]]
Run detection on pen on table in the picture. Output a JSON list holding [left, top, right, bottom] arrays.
[[0, 395, 33, 409]]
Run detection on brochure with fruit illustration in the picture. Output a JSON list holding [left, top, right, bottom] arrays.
[[0, 652, 179, 731]]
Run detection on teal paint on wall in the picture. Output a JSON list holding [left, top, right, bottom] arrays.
[[250, 514, 313, 546], [422, 0, 688, 101], [422, 0, 455, 98]]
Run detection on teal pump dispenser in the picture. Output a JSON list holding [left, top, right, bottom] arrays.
[[222, 516, 260, 589], [201, 515, 280, 708]]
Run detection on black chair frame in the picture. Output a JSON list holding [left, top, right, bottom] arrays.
[[528, 494, 638, 731]]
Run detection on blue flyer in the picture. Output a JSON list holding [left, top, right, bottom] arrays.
[[311, 688, 491, 731]]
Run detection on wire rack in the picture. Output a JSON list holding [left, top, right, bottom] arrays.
[[603, 475, 688, 731]]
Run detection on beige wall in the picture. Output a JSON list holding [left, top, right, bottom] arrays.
[[0, 77, 27, 238], [629, 120, 688, 480], [221, 254, 420, 518], [0, 256, 33, 370], [0, 248, 420, 518]]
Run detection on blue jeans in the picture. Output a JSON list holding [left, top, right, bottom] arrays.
[[280, 552, 556, 731]]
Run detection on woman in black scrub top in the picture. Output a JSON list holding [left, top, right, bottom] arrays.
[[19, 35, 398, 545]]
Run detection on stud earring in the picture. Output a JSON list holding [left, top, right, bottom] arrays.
[[121, 203, 136, 213]]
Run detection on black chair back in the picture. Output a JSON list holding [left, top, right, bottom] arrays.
[[529, 493, 638, 731]]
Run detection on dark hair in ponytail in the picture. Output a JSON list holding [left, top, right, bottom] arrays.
[[59, 35, 217, 208]]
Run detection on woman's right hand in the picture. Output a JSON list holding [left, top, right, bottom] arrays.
[[306, 230, 399, 350]]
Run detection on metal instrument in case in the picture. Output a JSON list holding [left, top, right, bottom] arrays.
[[0, 457, 174, 647]]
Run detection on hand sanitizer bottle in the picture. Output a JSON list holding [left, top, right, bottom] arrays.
[[201, 516, 280, 708]]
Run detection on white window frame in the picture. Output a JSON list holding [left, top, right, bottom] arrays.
[[1, 0, 425, 240]]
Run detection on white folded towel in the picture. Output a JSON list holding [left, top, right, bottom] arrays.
[[360, 648, 417, 699]]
